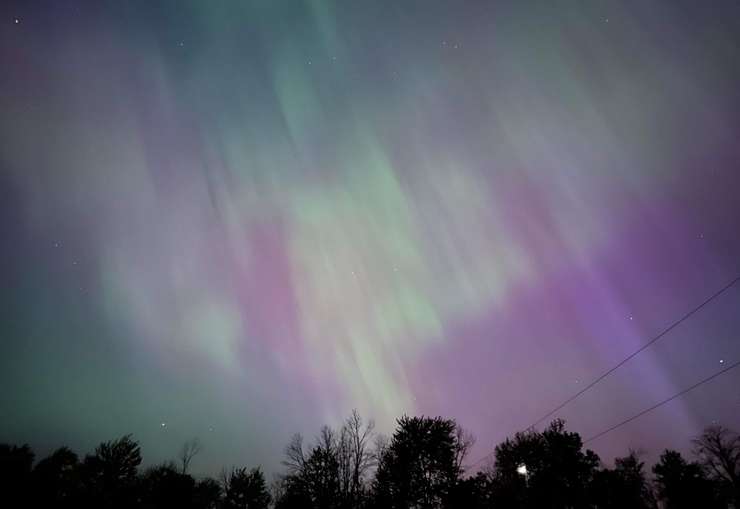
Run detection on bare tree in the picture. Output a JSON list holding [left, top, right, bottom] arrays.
[[179, 438, 202, 474], [338, 409, 375, 504], [219, 466, 231, 493], [454, 425, 476, 472], [338, 426, 352, 501], [692, 425, 740, 498], [316, 425, 337, 454], [373, 433, 390, 464], [278, 412, 375, 507], [282, 433, 306, 475], [269, 473, 287, 504]]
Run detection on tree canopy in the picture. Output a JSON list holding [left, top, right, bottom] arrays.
[[2, 417, 738, 508]]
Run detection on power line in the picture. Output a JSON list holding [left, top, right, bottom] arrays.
[[526, 274, 740, 430], [466, 358, 740, 471], [465, 273, 740, 471], [584, 358, 740, 444]]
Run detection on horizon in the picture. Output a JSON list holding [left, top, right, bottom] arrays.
[[5, 413, 739, 480]]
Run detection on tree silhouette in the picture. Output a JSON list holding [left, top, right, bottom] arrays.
[[193, 477, 222, 509], [32, 446, 81, 508], [222, 466, 271, 509], [453, 425, 475, 473], [139, 462, 196, 509], [80, 434, 142, 509], [487, 428, 541, 508], [652, 449, 724, 509], [590, 451, 655, 509], [276, 424, 351, 509], [273, 474, 314, 509], [487, 419, 599, 508], [282, 433, 306, 476], [2, 416, 736, 508], [338, 409, 375, 507], [446, 472, 491, 509], [302, 426, 342, 508], [372, 415, 461, 509], [0, 443, 34, 508], [180, 438, 202, 475], [692, 424, 740, 505]]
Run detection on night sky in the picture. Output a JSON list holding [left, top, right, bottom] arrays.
[[2, 0, 740, 477]]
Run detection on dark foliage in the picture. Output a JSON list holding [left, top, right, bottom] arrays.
[[0, 443, 34, 508], [79, 434, 142, 509], [693, 425, 740, 506], [372, 415, 460, 509], [1, 418, 735, 508], [589, 451, 656, 509], [487, 419, 600, 509], [140, 462, 196, 509], [653, 449, 724, 509], [275, 411, 376, 509], [32, 446, 81, 508], [194, 477, 223, 509], [222, 466, 271, 509]]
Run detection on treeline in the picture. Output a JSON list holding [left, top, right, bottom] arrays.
[[2, 411, 739, 508]]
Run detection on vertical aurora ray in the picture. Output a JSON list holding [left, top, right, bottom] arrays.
[[1, 0, 739, 474]]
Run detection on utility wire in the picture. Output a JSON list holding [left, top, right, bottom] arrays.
[[526, 274, 740, 430], [466, 357, 740, 470], [465, 273, 740, 471], [584, 358, 740, 444]]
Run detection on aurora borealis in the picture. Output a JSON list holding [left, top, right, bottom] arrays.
[[2, 0, 740, 476]]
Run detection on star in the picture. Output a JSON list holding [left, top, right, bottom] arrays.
[[14, 18, 20, 24], [719, 359, 725, 364], [161, 422, 167, 428], [629, 315, 633, 321]]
